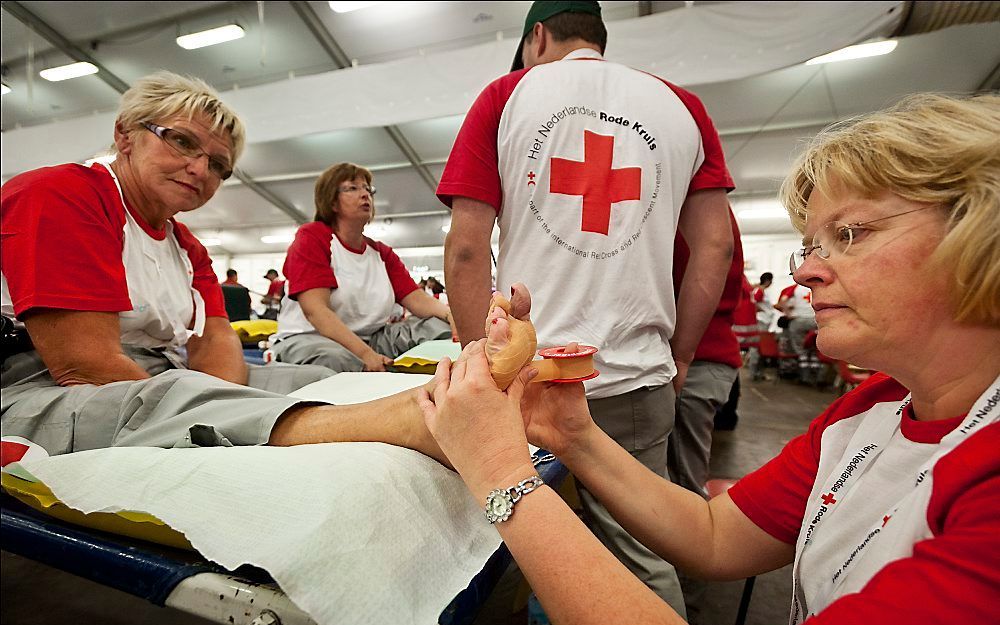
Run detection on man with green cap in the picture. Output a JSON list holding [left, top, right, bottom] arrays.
[[438, 1, 734, 617]]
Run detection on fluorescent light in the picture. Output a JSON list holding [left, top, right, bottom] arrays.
[[198, 237, 222, 247], [329, 1, 384, 12], [40, 62, 98, 82], [394, 246, 444, 258], [441, 224, 451, 233], [1, 84, 10, 95], [176, 25, 245, 50], [806, 40, 897, 66], [261, 234, 294, 244]]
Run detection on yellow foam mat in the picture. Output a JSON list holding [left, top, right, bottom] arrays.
[[230, 319, 279, 343], [2, 472, 193, 550]]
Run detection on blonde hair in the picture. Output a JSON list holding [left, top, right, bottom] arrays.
[[314, 163, 374, 227], [780, 93, 1000, 325], [116, 71, 246, 162]]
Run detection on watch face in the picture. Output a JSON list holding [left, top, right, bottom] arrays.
[[485, 489, 514, 523]]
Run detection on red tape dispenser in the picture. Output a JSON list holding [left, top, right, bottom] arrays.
[[529, 345, 600, 383]]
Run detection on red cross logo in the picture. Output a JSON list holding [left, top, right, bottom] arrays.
[[549, 130, 641, 236], [821, 493, 837, 506], [882, 515, 891, 527]]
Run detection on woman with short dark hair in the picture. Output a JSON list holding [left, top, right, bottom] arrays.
[[270, 162, 456, 372]]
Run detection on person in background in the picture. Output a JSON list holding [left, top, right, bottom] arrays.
[[751, 271, 774, 330], [775, 281, 817, 380], [270, 163, 457, 373], [221, 269, 243, 287], [220, 269, 252, 322], [427, 276, 448, 305], [260, 269, 285, 320], [419, 92, 1000, 625], [438, 1, 734, 613]]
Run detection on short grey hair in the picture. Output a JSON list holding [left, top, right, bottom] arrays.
[[116, 71, 246, 162]]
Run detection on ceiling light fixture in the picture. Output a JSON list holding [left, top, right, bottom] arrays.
[[805, 40, 897, 66], [261, 234, 295, 244], [39, 62, 98, 82], [198, 237, 222, 247], [1, 84, 11, 95], [328, 1, 385, 13], [176, 24, 246, 50]]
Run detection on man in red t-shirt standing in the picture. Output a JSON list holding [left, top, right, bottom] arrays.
[[260, 269, 285, 320], [438, 1, 734, 613]]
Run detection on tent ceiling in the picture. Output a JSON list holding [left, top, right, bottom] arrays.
[[2, 1, 998, 255]]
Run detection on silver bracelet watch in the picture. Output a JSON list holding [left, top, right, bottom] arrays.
[[484, 475, 544, 524]]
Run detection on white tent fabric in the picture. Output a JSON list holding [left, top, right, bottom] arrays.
[[1, 1, 902, 177]]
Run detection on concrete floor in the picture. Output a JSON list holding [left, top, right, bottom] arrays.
[[1, 373, 835, 625]]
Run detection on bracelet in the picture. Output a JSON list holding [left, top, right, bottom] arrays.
[[484, 475, 544, 524]]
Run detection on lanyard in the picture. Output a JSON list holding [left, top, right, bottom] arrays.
[[789, 373, 1000, 623]]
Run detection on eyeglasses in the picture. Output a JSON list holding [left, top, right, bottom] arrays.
[[789, 205, 936, 273], [142, 122, 233, 181], [338, 183, 376, 196]]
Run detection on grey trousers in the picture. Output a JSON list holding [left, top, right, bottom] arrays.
[[1, 347, 335, 456], [666, 361, 739, 625], [787, 317, 818, 358], [580, 384, 687, 619], [667, 361, 739, 497], [271, 316, 451, 373]]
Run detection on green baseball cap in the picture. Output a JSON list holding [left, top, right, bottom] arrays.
[[510, 1, 603, 72]]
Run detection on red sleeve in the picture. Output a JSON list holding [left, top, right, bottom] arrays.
[[282, 222, 337, 300], [173, 220, 226, 318], [0, 164, 131, 316], [728, 374, 907, 544], [436, 71, 528, 213], [805, 425, 1000, 624], [658, 81, 734, 193], [371, 240, 419, 303], [752, 288, 764, 303], [778, 285, 797, 301]]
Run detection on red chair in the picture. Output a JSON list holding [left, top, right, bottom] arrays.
[[755, 332, 797, 380], [835, 360, 873, 394]]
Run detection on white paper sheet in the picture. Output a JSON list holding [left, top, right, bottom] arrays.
[[21, 373, 503, 625], [290, 371, 432, 404]]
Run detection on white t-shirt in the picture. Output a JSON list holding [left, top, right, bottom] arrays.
[[438, 49, 733, 398], [275, 222, 418, 341]]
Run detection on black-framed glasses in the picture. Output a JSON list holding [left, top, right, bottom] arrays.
[[789, 205, 936, 273], [142, 122, 233, 181], [338, 183, 376, 196]]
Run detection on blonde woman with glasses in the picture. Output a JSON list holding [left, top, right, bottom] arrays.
[[417, 93, 1000, 624]]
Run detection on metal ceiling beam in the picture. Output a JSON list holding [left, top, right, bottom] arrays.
[[289, 0, 440, 193], [233, 169, 308, 225], [978, 60, 1000, 91], [1, 1, 249, 69], [2, 1, 130, 94], [2, 0, 308, 225]]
